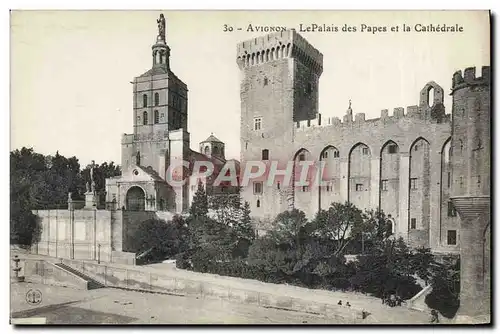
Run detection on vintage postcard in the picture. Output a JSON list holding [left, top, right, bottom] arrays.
[[9, 10, 491, 325]]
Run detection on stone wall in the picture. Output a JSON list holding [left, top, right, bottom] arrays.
[[32, 209, 113, 262], [31, 208, 178, 263], [60, 258, 363, 322]]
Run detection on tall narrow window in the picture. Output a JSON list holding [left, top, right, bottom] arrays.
[[154, 92, 160, 106], [322, 151, 328, 159], [334, 151, 340, 158], [381, 180, 388, 191], [410, 178, 418, 190], [143, 94, 148, 108], [447, 172, 451, 188], [410, 218, 417, 229], [256, 199, 261, 208], [262, 149, 269, 160], [254, 117, 262, 131], [154, 110, 159, 124], [143, 111, 148, 125], [447, 230, 457, 245]]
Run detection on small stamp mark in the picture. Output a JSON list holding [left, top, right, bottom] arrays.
[[26, 289, 42, 306]]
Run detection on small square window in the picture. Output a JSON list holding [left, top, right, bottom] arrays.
[[381, 180, 388, 191], [299, 154, 305, 161], [302, 186, 309, 192], [362, 147, 369, 155], [356, 184, 363, 191], [410, 218, 416, 229], [447, 230, 457, 245], [253, 182, 263, 194], [410, 178, 418, 190]]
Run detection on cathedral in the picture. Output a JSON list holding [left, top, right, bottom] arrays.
[[104, 15, 238, 214]]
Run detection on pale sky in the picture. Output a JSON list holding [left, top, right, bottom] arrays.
[[10, 10, 490, 167]]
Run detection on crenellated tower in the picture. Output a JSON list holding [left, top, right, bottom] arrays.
[[450, 66, 491, 323], [237, 29, 323, 220]]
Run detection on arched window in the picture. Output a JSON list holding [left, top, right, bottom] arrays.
[[204, 146, 210, 155], [256, 199, 260, 208], [213, 146, 219, 155], [262, 149, 269, 160], [143, 111, 148, 125], [154, 110, 159, 124], [154, 93, 159, 106], [142, 94, 148, 108]]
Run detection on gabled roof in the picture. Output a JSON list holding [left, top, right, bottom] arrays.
[[136, 165, 165, 182]]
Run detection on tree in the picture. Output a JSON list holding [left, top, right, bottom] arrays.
[[189, 181, 208, 218], [234, 201, 255, 241], [350, 237, 421, 299], [269, 209, 308, 250], [362, 209, 393, 246], [410, 247, 434, 284], [310, 202, 364, 257], [209, 192, 241, 226], [425, 255, 460, 318]]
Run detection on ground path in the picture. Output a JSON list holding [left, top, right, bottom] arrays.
[[11, 250, 445, 324]]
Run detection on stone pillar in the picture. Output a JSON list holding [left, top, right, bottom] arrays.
[[398, 153, 410, 239], [451, 195, 490, 323], [370, 158, 380, 209], [429, 150, 442, 249], [339, 159, 349, 202]]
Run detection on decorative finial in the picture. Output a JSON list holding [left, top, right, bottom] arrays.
[[348, 99, 352, 109], [157, 14, 166, 41]]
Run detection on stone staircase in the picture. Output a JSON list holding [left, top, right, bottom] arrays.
[[54, 263, 104, 290]]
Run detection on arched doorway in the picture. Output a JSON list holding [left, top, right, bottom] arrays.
[[126, 186, 146, 211]]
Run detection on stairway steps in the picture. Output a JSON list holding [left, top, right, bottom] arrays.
[[54, 263, 104, 290]]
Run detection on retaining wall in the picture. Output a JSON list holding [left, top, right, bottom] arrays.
[[59, 258, 363, 322]]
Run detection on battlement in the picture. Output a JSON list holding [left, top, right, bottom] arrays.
[[452, 66, 490, 91], [121, 133, 134, 145], [295, 105, 451, 132], [236, 29, 323, 74]]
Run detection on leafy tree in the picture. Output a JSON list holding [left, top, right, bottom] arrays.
[[209, 192, 241, 226], [189, 180, 208, 218], [269, 209, 308, 250], [350, 237, 421, 299], [425, 255, 460, 318], [310, 202, 364, 257], [410, 247, 434, 284]]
